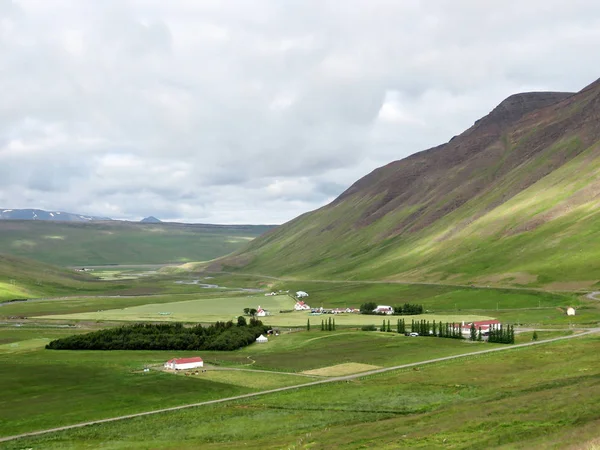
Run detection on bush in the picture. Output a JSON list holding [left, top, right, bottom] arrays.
[[361, 324, 377, 331]]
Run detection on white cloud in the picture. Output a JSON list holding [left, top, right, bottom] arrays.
[[0, 0, 599, 223]]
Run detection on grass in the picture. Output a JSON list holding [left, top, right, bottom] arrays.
[[302, 362, 381, 376], [196, 370, 310, 389], [0, 221, 274, 266], [203, 331, 500, 372], [6, 334, 599, 449], [0, 325, 501, 439], [40, 305, 493, 327]]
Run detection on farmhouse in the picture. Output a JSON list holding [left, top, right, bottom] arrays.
[[256, 306, 270, 317], [294, 300, 311, 311], [296, 291, 309, 298], [373, 305, 394, 315], [256, 334, 268, 343], [459, 320, 502, 335], [164, 357, 203, 370]]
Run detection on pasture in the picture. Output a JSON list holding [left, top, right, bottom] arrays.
[[0, 324, 495, 439], [38, 296, 494, 326], [6, 333, 599, 449]]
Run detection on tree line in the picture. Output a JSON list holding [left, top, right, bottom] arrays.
[[359, 302, 423, 315], [358, 319, 514, 344], [46, 318, 268, 351]]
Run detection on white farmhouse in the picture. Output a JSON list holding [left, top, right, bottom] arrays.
[[296, 291, 309, 298], [256, 306, 269, 317], [373, 305, 394, 315], [294, 300, 311, 311], [164, 357, 204, 370]]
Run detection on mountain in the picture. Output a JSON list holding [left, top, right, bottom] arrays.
[[140, 216, 162, 223], [0, 209, 111, 222], [220, 78, 600, 289]]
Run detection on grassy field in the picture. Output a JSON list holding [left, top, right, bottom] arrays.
[[0, 324, 500, 439], [203, 330, 500, 372], [38, 298, 493, 326], [6, 333, 599, 449], [0, 220, 273, 266]]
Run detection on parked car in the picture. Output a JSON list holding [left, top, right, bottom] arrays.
[[409, 332, 419, 337]]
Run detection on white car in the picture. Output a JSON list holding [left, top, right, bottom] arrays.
[[409, 332, 419, 337]]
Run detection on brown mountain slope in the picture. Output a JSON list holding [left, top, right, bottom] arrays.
[[220, 77, 600, 287]]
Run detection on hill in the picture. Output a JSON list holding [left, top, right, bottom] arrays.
[[0, 209, 111, 221], [0, 221, 274, 266], [0, 253, 107, 301], [140, 216, 162, 223], [221, 78, 600, 288]]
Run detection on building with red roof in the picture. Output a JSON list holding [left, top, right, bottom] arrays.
[[164, 357, 204, 370]]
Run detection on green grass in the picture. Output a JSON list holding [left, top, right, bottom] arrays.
[[0, 325, 491, 439], [7, 334, 599, 449], [204, 331, 499, 372], [0, 221, 273, 266]]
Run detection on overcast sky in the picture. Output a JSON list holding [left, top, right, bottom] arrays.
[[1, 0, 599, 224]]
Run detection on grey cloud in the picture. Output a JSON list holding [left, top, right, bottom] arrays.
[[1, 0, 599, 223]]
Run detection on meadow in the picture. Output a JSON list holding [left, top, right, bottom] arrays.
[[0, 220, 273, 266], [0, 324, 501, 439], [1, 266, 599, 449], [5, 332, 599, 449]]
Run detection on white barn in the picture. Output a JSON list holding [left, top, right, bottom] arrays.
[[164, 357, 204, 370], [296, 291, 309, 298]]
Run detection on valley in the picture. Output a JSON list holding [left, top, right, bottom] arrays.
[[2, 78, 600, 449]]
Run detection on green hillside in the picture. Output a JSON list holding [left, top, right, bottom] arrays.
[[0, 221, 273, 266], [221, 78, 600, 288], [0, 253, 113, 301]]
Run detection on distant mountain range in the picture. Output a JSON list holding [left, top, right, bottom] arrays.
[[0, 209, 112, 222]]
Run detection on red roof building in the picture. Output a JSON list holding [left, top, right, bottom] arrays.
[[164, 357, 204, 370]]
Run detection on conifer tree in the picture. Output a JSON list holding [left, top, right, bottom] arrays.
[[477, 327, 482, 341], [321, 320, 325, 331], [470, 323, 476, 341], [307, 319, 310, 331], [397, 319, 401, 334], [333, 318, 336, 331], [382, 319, 386, 332], [532, 330, 538, 341]]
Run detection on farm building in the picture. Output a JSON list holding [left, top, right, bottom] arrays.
[[256, 334, 268, 343], [256, 306, 270, 317], [294, 300, 311, 311], [296, 291, 309, 298], [459, 320, 502, 335], [164, 357, 204, 370], [566, 307, 576, 316], [373, 305, 394, 315]]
